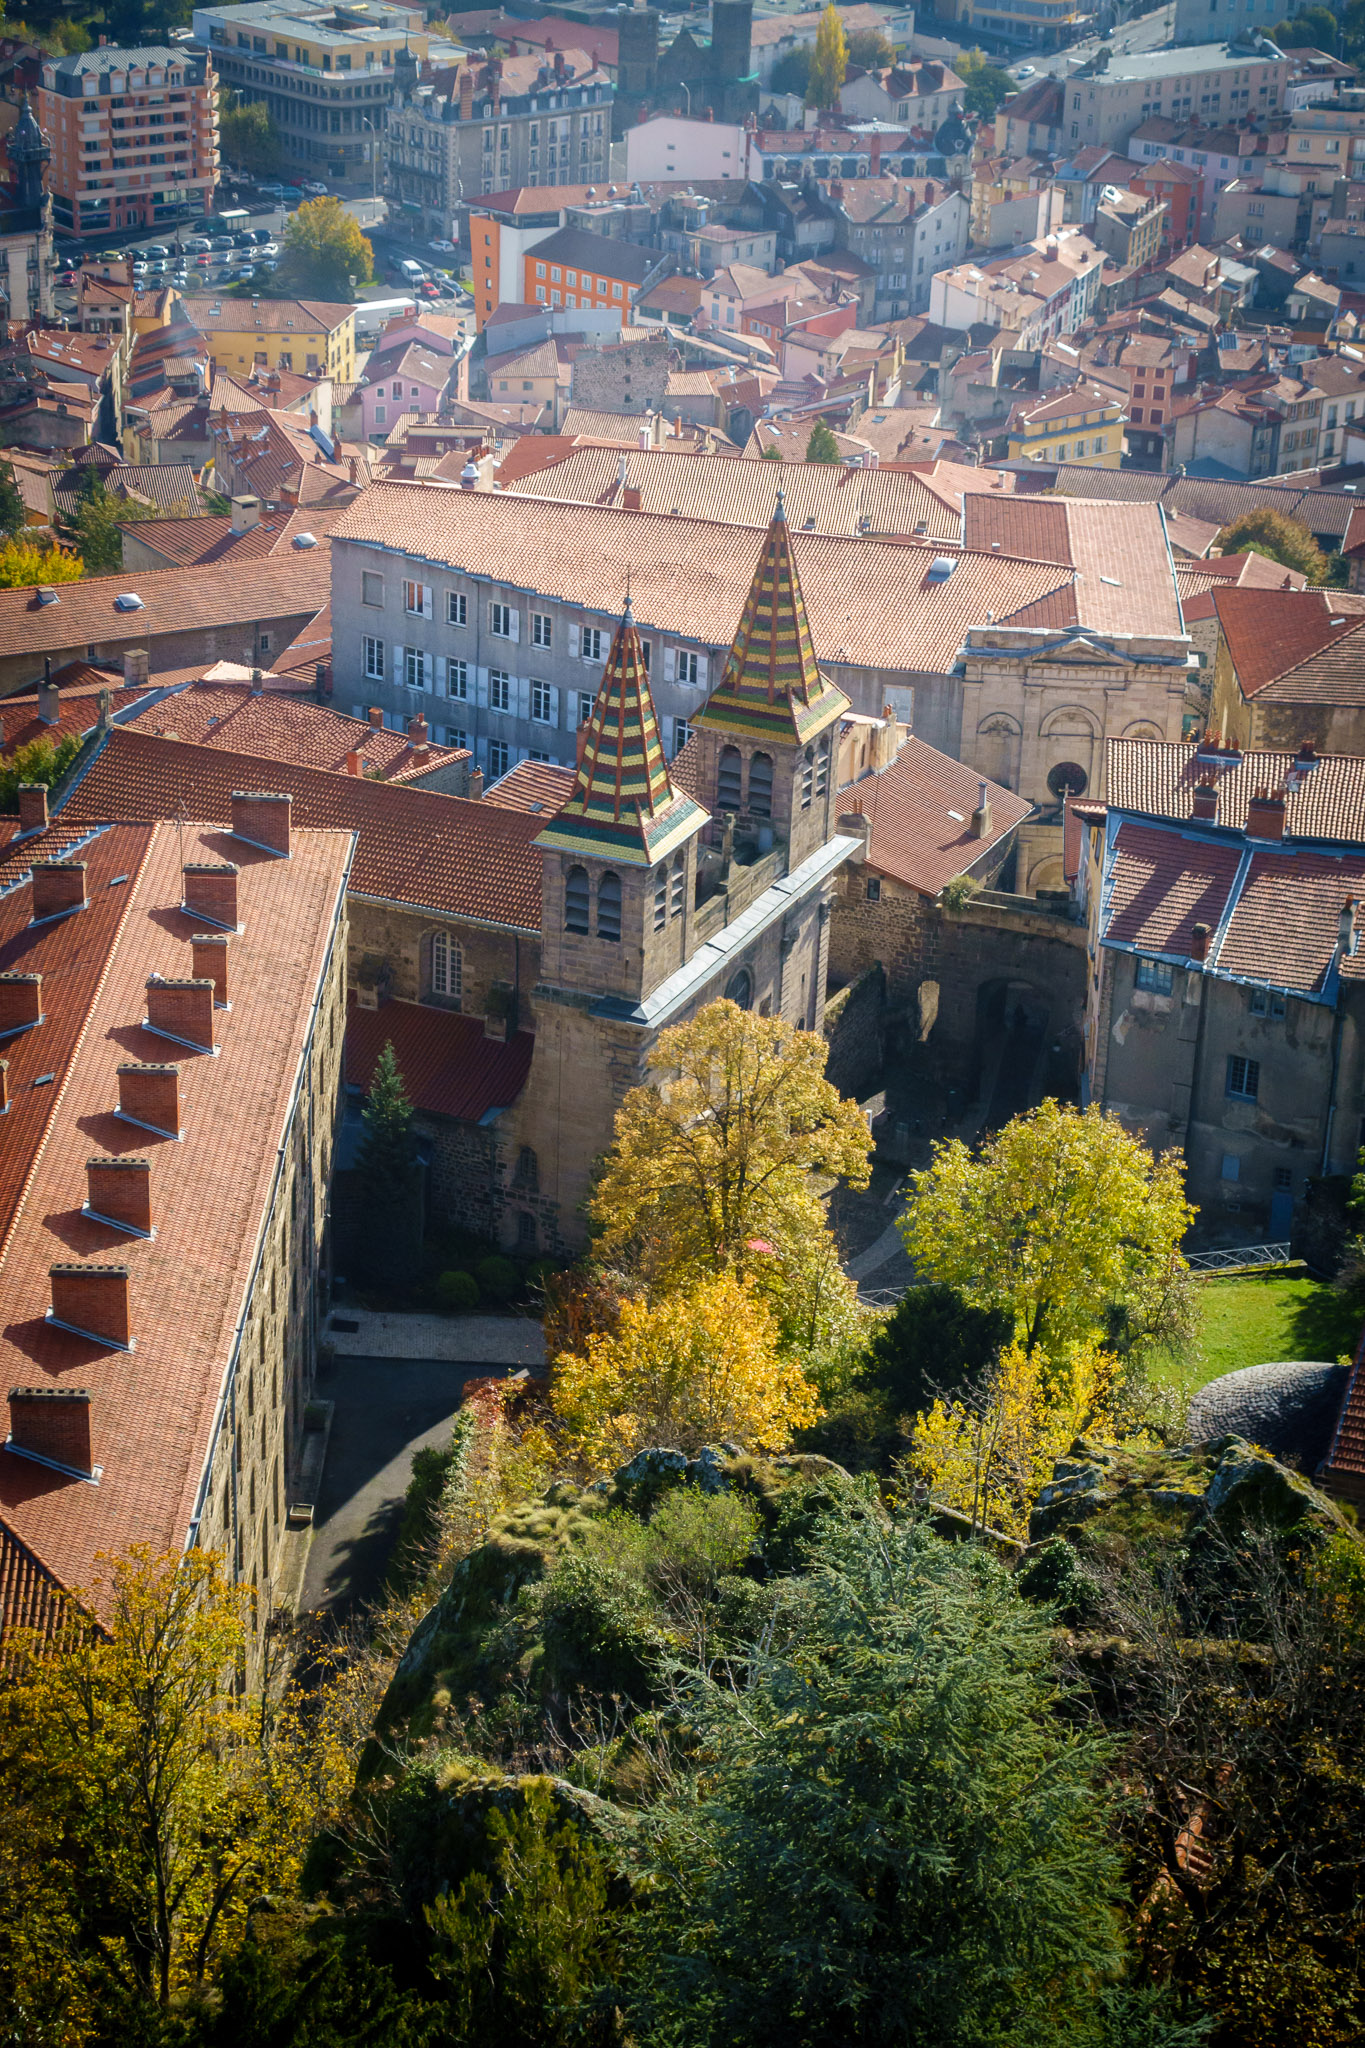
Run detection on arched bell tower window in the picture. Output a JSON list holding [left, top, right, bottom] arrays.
[[748, 752, 773, 818], [801, 745, 814, 809], [815, 734, 830, 798], [725, 967, 753, 1010], [718, 745, 743, 811], [565, 864, 590, 933], [653, 863, 667, 930], [597, 871, 622, 942]]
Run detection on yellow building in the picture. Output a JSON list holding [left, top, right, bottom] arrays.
[[177, 293, 357, 380], [1005, 381, 1125, 468]]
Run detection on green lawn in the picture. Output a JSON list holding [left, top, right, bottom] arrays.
[[1158, 1269, 1364, 1399]]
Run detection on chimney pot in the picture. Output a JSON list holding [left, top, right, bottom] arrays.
[[250, 667, 264, 695], [84, 1156, 153, 1237], [1191, 920, 1211, 962], [48, 1263, 132, 1350], [144, 976, 216, 1052], [190, 933, 231, 1007], [0, 971, 42, 1035], [182, 862, 238, 930], [30, 860, 87, 921], [17, 782, 48, 834], [37, 667, 58, 726], [407, 713, 428, 746], [230, 790, 291, 858], [7, 1386, 93, 1476], [116, 1062, 181, 1137]]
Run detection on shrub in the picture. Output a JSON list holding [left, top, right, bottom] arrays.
[[437, 1269, 480, 1312], [476, 1255, 519, 1305], [863, 1282, 1013, 1421]]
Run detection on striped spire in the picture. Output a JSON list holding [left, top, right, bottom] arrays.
[[535, 603, 706, 867], [697, 494, 848, 745]]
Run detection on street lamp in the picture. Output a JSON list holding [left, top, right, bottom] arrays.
[[360, 115, 380, 206]]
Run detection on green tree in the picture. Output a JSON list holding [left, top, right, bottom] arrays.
[[1270, 6, 1338, 47], [219, 93, 284, 180], [60, 467, 161, 574], [846, 26, 894, 68], [804, 418, 840, 462], [1215, 507, 1329, 583], [957, 47, 1018, 120], [760, 442, 783, 460], [769, 44, 812, 96], [0, 536, 83, 588], [0, 731, 82, 811], [864, 1281, 1013, 1420], [276, 196, 374, 300], [0, 457, 28, 539], [805, 2, 848, 109], [899, 1100, 1194, 1359], [627, 1506, 1151, 2048], [354, 1041, 422, 1287]]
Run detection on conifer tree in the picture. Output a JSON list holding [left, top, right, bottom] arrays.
[[805, 419, 840, 463], [354, 1042, 422, 1288], [0, 459, 27, 540], [805, 1, 848, 108]]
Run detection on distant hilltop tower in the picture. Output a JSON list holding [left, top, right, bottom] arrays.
[[8, 95, 51, 212], [710, 0, 752, 85]]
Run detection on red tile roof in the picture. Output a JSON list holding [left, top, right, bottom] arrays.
[[345, 997, 534, 1123], [1105, 737, 1365, 842], [125, 682, 465, 782], [1323, 1322, 1365, 1484], [62, 725, 547, 929], [1105, 819, 1244, 955], [117, 507, 339, 569], [846, 737, 1031, 897], [482, 758, 575, 812], [960, 492, 1183, 639], [1214, 586, 1365, 696], [1219, 847, 1365, 990], [1, 682, 152, 760], [0, 552, 330, 665]]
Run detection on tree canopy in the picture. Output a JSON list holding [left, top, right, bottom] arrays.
[[804, 419, 841, 463], [219, 93, 284, 179], [846, 26, 894, 68], [957, 48, 1018, 120], [1215, 508, 1329, 584], [0, 458, 28, 540], [805, 3, 848, 109], [0, 536, 83, 588], [276, 196, 373, 300]]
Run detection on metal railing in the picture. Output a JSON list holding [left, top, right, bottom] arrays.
[[1187, 1242, 1292, 1273]]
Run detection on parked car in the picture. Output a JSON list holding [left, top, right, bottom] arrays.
[[194, 252, 213, 265], [182, 235, 211, 253], [143, 243, 170, 259], [248, 226, 273, 244], [300, 179, 328, 196], [1016, 63, 1035, 77], [428, 237, 455, 253], [256, 182, 286, 202], [279, 184, 305, 202], [255, 241, 280, 257], [417, 279, 442, 299], [230, 230, 255, 247]]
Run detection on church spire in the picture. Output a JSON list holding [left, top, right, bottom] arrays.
[[697, 496, 848, 745], [535, 605, 706, 867]]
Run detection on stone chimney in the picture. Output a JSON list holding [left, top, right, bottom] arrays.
[[250, 667, 264, 695], [971, 779, 992, 839], [0, 971, 42, 1033], [191, 932, 231, 1007], [1246, 787, 1286, 841], [144, 975, 216, 1052], [116, 1061, 181, 1137], [836, 802, 870, 863], [230, 789, 291, 857], [230, 494, 261, 534], [37, 663, 58, 726], [122, 646, 150, 687], [1191, 778, 1218, 821], [1190, 921, 1211, 962], [182, 862, 238, 930], [7, 1387, 94, 1476], [48, 1263, 131, 1349], [30, 860, 87, 921], [368, 706, 383, 729], [16, 782, 48, 834], [84, 1156, 153, 1237]]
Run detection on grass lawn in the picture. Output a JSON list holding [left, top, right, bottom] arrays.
[[1156, 1269, 1364, 1400]]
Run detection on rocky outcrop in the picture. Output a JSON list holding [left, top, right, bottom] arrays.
[[1027, 1433, 1351, 1550]]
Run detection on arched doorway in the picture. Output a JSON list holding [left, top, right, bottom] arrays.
[[973, 976, 1051, 1128]]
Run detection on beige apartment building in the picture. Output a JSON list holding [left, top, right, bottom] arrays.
[[1059, 41, 1288, 153], [38, 43, 218, 240]]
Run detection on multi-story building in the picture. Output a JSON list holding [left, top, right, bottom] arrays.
[[0, 94, 56, 326], [1062, 42, 1289, 154], [837, 59, 965, 134], [1004, 381, 1125, 468], [38, 43, 217, 240], [1173, 0, 1306, 44], [522, 225, 662, 326], [178, 292, 357, 380], [193, 0, 421, 184], [1283, 89, 1365, 193], [961, 0, 1089, 53], [386, 49, 613, 248], [0, 788, 349, 1673], [929, 228, 1105, 346], [1092, 184, 1165, 268], [832, 174, 970, 319]]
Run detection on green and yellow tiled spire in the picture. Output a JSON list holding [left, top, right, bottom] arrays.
[[697, 491, 849, 746], [535, 601, 707, 868]]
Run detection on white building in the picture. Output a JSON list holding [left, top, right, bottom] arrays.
[[624, 114, 750, 185]]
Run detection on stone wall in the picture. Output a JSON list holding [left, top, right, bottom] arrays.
[[569, 337, 677, 415], [823, 962, 885, 1099]]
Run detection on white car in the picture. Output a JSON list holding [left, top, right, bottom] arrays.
[[429, 237, 456, 253], [301, 179, 329, 196], [1016, 63, 1036, 77]]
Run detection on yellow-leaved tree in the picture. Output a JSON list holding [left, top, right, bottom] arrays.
[[589, 997, 871, 1299], [553, 1271, 821, 1470], [0, 537, 83, 589], [899, 1099, 1195, 1360], [806, 1, 848, 108]]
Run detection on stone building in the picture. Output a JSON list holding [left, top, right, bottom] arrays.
[[1208, 584, 1365, 757]]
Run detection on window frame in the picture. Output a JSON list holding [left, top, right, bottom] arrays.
[[489, 668, 511, 714], [362, 634, 384, 680], [361, 570, 384, 608], [447, 589, 467, 626], [1226, 1054, 1260, 1101], [1134, 955, 1174, 995]]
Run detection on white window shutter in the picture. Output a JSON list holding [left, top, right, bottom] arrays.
[[549, 685, 560, 727], [422, 583, 433, 620], [509, 608, 520, 643], [351, 701, 364, 718], [662, 714, 674, 753], [392, 642, 404, 685], [475, 666, 488, 708], [434, 654, 446, 693], [695, 653, 708, 688], [663, 645, 676, 683], [568, 622, 580, 659]]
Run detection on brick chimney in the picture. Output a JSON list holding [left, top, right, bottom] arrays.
[[182, 862, 239, 930], [48, 1263, 131, 1349], [84, 1156, 153, 1237], [346, 749, 361, 775], [1191, 778, 1218, 821], [459, 65, 474, 120], [368, 705, 384, 728], [117, 1061, 181, 1137], [407, 713, 428, 747], [30, 860, 87, 921], [230, 789, 291, 857], [1190, 921, 1211, 962], [122, 648, 150, 686], [144, 975, 216, 1052], [0, 971, 43, 1034], [1246, 787, 1286, 841], [7, 1387, 93, 1476], [17, 782, 48, 833], [37, 665, 58, 726], [971, 779, 992, 839], [190, 933, 231, 1006]]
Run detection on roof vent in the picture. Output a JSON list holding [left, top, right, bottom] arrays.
[[292, 530, 318, 548], [113, 592, 145, 612], [35, 586, 59, 607], [927, 556, 957, 581]]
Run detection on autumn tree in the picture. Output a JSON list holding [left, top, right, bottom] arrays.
[[805, 2, 848, 108], [219, 92, 284, 179], [0, 535, 83, 588], [59, 466, 161, 574], [899, 1100, 1194, 1360], [1215, 507, 1329, 584], [552, 1270, 821, 1470], [846, 26, 894, 68], [0, 457, 28, 539], [277, 196, 374, 300], [804, 419, 841, 463], [588, 998, 871, 1302]]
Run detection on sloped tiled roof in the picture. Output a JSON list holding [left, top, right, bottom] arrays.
[[115, 507, 337, 569], [1105, 737, 1365, 842], [61, 726, 546, 929], [960, 492, 1182, 639], [345, 997, 534, 1124], [179, 296, 354, 334], [49, 463, 201, 520], [699, 499, 849, 748], [1104, 820, 1243, 956], [125, 682, 464, 781], [849, 737, 1030, 897], [0, 682, 151, 760], [0, 553, 330, 667], [482, 758, 576, 813], [1214, 586, 1365, 699]]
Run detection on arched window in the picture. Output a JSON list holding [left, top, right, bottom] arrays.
[[725, 967, 753, 1010], [670, 851, 686, 918], [748, 751, 773, 818], [597, 870, 621, 941], [815, 734, 830, 798], [801, 745, 814, 809], [653, 863, 667, 931], [430, 929, 462, 1004], [565, 864, 590, 933], [718, 745, 743, 811]]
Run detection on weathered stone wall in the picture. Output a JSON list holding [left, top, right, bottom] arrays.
[[823, 962, 885, 1099], [569, 337, 676, 415]]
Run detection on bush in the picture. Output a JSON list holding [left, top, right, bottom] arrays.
[[476, 1255, 519, 1305], [437, 1269, 480, 1312], [863, 1282, 1012, 1421], [795, 1387, 900, 1472]]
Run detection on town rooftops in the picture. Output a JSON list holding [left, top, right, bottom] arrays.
[[113, 506, 338, 570], [0, 552, 330, 668], [48, 463, 201, 521], [345, 996, 534, 1124], [0, 812, 351, 1640], [960, 492, 1182, 640], [845, 737, 1030, 897], [177, 296, 355, 334], [124, 682, 467, 782], [1213, 586, 1365, 699], [520, 225, 658, 285], [1105, 734, 1365, 842]]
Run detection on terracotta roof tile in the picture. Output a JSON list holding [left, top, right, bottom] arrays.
[[115, 507, 339, 569], [1214, 586, 1365, 698], [48, 463, 201, 520], [849, 737, 1030, 896], [961, 493, 1182, 638], [482, 758, 575, 811], [125, 683, 465, 781], [0, 552, 330, 667], [1105, 737, 1365, 841], [1219, 848, 1365, 991], [345, 997, 533, 1123], [178, 296, 354, 334], [1104, 819, 1242, 954], [1, 683, 151, 760]]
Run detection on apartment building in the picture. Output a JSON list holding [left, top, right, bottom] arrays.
[[178, 293, 357, 380], [929, 229, 1105, 346], [1005, 381, 1125, 467], [1284, 90, 1365, 194], [385, 48, 612, 246], [837, 60, 966, 133], [1174, 0, 1307, 44], [1062, 43, 1289, 154], [38, 43, 217, 239], [193, 0, 420, 183], [834, 175, 970, 320]]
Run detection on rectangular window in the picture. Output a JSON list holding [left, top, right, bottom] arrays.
[[531, 611, 552, 648], [582, 626, 605, 662], [1134, 956, 1173, 994], [403, 580, 432, 619], [361, 570, 384, 607], [1221, 1153, 1241, 1182], [1226, 1054, 1260, 1100], [576, 690, 594, 728], [402, 647, 427, 691], [374, 403, 386, 424], [447, 590, 467, 626], [676, 649, 700, 685], [362, 635, 384, 679], [445, 726, 468, 750], [865, 875, 882, 901], [639, 639, 651, 673], [489, 738, 509, 777], [489, 668, 511, 713], [673, 717, 691, 756], [447, 658, 468, 699], [490, 601, 514, 637], [1249, 987, 1286, 1017], [531, 680, 552, 723]]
